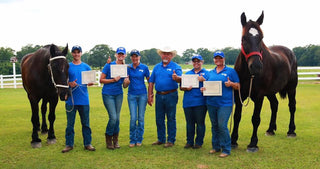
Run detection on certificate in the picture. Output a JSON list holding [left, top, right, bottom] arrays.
[[81, 70, 96, 84], [181, 74, 199, 88], [203, 81, 222, 96], [111, 65, 127, 78]]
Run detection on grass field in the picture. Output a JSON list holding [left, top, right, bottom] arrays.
[[0, 82, 320, 169]]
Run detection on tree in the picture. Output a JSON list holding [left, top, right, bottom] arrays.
[[196, 48, 213, 64], [16, 44, 42, 61], [0, 47, 16, 74], [87, 44, 115, 69], [140, 48, 161, 65], [181, 48, 196, 63]]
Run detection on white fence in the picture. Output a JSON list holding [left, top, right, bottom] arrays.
[[1, 67, 320, 88]]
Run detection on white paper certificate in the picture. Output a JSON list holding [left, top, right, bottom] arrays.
[[181, 74, 199, 88], [203, 81, 222, 96], [111, 65, 127, 78], [81, 70, 96, 84]]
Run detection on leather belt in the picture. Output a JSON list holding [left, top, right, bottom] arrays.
[[156, 89, 177, 95]]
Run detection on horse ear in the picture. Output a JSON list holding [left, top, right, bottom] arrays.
[[241, 12, 247, 27], [256, 11, 264, 25], [50, 44, 56, 57], [62, 44, 68, 56]]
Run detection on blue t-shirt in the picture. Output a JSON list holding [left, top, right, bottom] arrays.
[[127, 63, 150, 95], [66, 62, 91, 106], [205, 66, 240, 107], [183, 68, 208, 108], [149, 61, 182, 92], [101, 61, 125, 95]]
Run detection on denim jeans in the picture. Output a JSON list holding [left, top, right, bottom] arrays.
[[127, 94, 147, 144], [155, 91, 178, 143], [102, 94, 123, 136], [207, 105, 232, 155], [183, 105, 207, 146], [65, 105, 92, 147]]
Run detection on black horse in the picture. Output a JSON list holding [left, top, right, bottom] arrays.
[[21, 44, 70, 148], [231, 12, 298, 152]]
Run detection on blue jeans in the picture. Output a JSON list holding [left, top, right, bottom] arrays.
[[155, 91, 178, 143], [65, 105, 92, 147], [207, 105, 232, 155], [102, 94, 123, 136], [183, 105, 207, 146], [127, 94, 147, 144]]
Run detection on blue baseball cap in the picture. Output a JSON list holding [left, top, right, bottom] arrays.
[[130, 49, 140, 56], [71, 45, 82, 53], [116, 47, 126, 54], [213, 51, 225, 58], [192, 54, 203, 61]]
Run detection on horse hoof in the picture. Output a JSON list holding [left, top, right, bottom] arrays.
[[246, 147, 259, 153], [231, 144, 238, 149], [265, 131, 275, 136], [41, 131, 48, 135], [287, 133, 296, 138], [47, 138, 57, 145], [31, 142, 42, 148]]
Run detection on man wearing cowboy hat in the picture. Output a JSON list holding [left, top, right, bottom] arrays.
[[148, 46, 182, 148]]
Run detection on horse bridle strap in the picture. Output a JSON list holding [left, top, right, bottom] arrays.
[[241, 45, 263, 62], [48, 56, 69, 89]]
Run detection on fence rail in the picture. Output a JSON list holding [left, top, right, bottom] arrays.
[[1, 66, 320, 88]]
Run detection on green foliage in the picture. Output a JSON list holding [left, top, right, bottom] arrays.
[[87, 44, 115, 69], [15, 44, 42, 61], [0, 84, 319, 168], [294, 45, 320, 66]]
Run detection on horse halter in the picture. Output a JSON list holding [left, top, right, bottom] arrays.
[[241, 44, 263, 62], [48, 56, 69, 89]]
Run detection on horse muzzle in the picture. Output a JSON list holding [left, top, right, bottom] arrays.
[[58, 88, 70, 101]]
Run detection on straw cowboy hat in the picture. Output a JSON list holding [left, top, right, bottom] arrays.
[[157, 46, 177, 57]]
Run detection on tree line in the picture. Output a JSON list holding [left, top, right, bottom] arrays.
[[0, 44, 320, 74]]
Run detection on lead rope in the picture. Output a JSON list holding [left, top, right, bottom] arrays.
[[229, 75, 254, 133]]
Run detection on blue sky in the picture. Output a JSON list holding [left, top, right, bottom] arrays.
[[0, 0, 319, 54]]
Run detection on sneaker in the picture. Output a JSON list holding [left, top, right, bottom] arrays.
[[62, 146, 73, 153], [219, 153, 229, 158], [184, 144, 193, 149], [129, 144, 135, 148], [164, 142, 174, 148], [84, 145, 96, 151]]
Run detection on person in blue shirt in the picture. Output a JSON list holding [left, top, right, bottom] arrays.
[[148, 46, 182, 148], [180, 55, 208, 149], [201, 51, 240, 158], [100, 47, 129, 150], [123, 49, 150, 148], [62, 45, 95, 153]]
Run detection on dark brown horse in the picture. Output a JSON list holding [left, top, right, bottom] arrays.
[[21, 44, 70, 148], [231, 12, 298, 152]]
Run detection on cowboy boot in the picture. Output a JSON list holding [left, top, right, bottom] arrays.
[[113, 133, 120, 149], [105, 134, 114, 150]]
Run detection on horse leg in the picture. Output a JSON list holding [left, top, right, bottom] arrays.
[[47, 96, 58, 144], [287, 89, 296, 137], [247, 97, 264, 153], [231, 96, 244, 149], [266, 94, 278, 136], [40, 99, 49, 134], [28, 94, 42, 148]]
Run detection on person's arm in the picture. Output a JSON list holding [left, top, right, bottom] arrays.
[[180, 86, 192, 91], [172, 70, 181, 83], [224, 77, 240, 90], [148, 82, 154, 106], [123, 76, 130, 88], [99, 73, 120, 84]]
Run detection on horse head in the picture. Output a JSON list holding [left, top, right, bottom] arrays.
[[240, 11, 265, 76], [49, 44, 70, 101]]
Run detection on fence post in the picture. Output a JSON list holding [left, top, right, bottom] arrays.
[[0, 75, 3, 89], [13, 62, 17, 88]]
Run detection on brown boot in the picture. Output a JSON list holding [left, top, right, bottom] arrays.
[[113, 133, 120, 149], [105, 134, 114, 150]]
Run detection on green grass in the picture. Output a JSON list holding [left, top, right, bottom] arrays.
[[0, 83, 320, 168]]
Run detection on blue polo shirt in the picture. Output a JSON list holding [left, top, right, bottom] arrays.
[[66, 62, 91, 105], [149, 61, 182, 92], [127, 63, 150, 95], [205, 66, 239, 107], [182, 68, 208, 108], [101, 61, 125, 95]]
